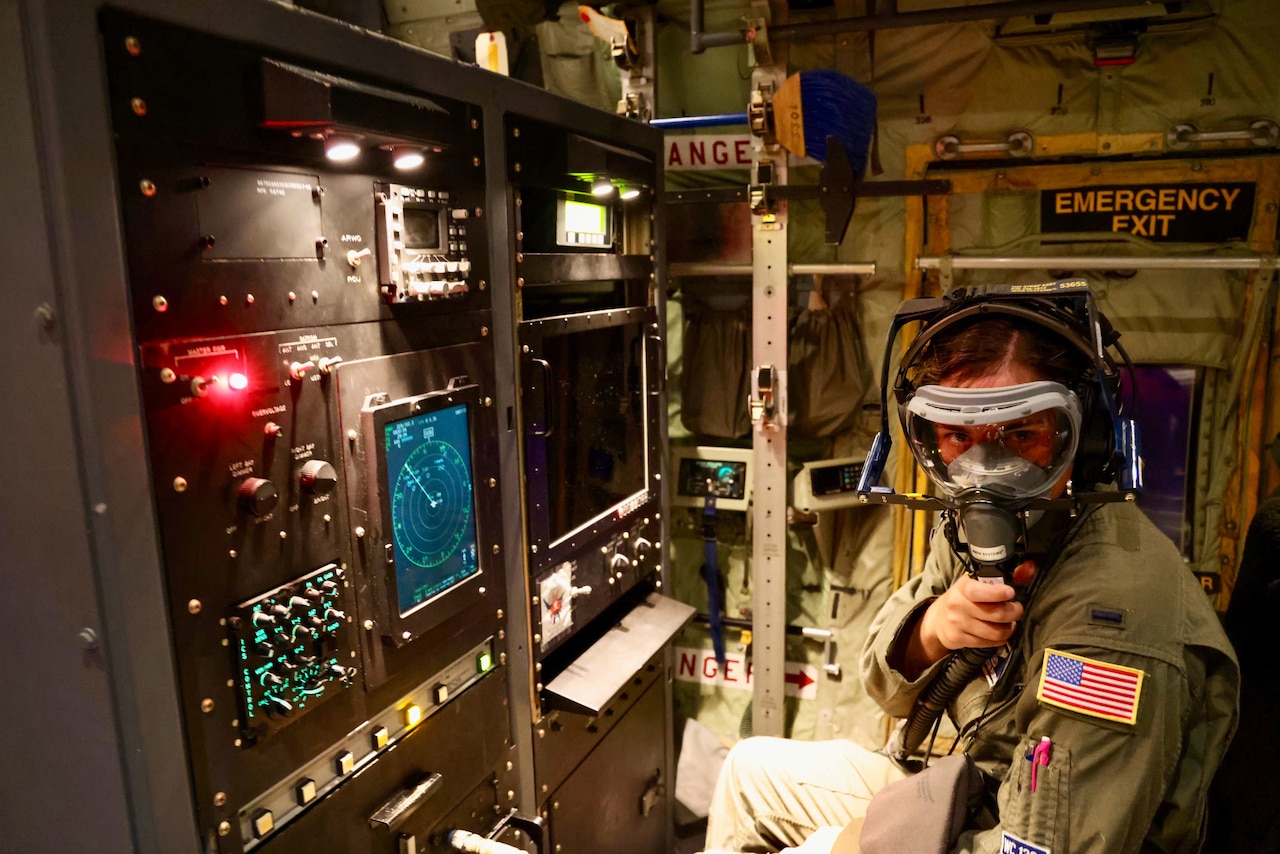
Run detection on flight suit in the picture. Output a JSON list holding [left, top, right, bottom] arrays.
[[861, 500, 1239, 853]]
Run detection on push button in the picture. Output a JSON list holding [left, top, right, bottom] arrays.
[[296, 778, 317, 806], [335, 750, 355, 776], [252, 809, 274, 839]]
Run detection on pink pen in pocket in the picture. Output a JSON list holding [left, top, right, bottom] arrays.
[[1029, 736, 1052, 793]]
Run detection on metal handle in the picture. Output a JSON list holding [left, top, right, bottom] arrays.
[[368, 773, 443, 831], [934, 131, 1034, 160], [1167, 119, 1280, 150], [528, 357, 555, 438], [646, 332, 665, 394]]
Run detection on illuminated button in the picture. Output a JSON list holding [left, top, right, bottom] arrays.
[[404, 704, 423, 728], [459, 260, 472, 273], [432, 683, 449, 705], [335, 750, 355, 776], [426, 281, 447, 297], [252, 809, 274, 839], [450, 208, 467, 220], [445, 261, 459, 273], [372, 726, 389, 749], [430, 261, 448, 274], [296, 778, 317, 806], [446, 282, 469, 296], [476, 651, 493, 673]]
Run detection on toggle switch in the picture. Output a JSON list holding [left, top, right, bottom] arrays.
[[346, 247, 372, 268]]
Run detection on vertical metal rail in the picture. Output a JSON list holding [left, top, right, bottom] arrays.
[[749, 54, 790, 738]]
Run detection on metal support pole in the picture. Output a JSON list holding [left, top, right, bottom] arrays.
[[749, 60, 789, 739]]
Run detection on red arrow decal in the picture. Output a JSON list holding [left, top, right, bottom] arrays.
[[784, 670, 815, 691]]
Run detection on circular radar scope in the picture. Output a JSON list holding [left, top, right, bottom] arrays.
[[391, 439, 473, 570]]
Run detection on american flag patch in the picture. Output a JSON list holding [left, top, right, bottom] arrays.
[[1036, 649, 1143, 725]]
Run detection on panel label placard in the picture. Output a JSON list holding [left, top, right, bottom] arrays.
[[1040, 182, 1255, 242]]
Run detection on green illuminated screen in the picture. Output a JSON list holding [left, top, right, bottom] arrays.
[[563, 200, 607, 235]]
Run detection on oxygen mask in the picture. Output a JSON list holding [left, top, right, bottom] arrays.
[[902, 381, 1082, 572]]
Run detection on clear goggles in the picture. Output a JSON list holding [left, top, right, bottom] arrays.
[[901, 381, 1081, 502]]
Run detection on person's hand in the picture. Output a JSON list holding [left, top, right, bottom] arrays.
[[901, 560, 1036, 678]]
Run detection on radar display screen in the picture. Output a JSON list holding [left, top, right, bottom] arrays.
[[678, 458, 747, 500], [383, 403, 480, 615], [402, 206, 442, 250]]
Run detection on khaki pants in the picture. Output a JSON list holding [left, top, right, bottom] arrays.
[[703, 736, 908, 853]]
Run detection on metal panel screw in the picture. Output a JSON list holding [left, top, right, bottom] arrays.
[[201, 699, 215, 714], [139, 179, 156, 197], [153, 295, 168, 312], [218, 822, 231, 837], [125, 36, 141, 55], [131, 98, 147, 116], [173, 477, 187, 492], [188, 599, 201, 614], [214, 792, 227, 807]]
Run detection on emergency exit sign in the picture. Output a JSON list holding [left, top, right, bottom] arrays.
[[674, 646, 819, 700], [1041, 182, 1255, 242]]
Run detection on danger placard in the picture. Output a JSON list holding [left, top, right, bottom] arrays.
[[674, 646, 818, 700], [665, 134, 755, 171]]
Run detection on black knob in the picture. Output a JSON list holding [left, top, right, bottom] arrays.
[[238, 477, 279, 517], [299, 460, 338, 495]]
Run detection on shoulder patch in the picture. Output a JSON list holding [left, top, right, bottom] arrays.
[[1001, 830, 1051, 854], [1036, 648, 1143, 725]]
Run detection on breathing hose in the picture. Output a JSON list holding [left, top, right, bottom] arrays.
[[897, 645, 998, 757]]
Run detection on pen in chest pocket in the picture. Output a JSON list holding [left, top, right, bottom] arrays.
[[1028, 736, 1052, 792]]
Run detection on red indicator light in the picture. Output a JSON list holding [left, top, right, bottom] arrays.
[[228, 372, 249, 391]]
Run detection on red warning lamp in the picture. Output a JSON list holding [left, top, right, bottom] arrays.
[[228, 372, 249, 391]]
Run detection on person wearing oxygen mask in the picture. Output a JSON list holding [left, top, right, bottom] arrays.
[[702, 281, 1238, 854]]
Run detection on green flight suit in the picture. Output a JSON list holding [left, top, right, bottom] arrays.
[[860, 501, 1239, 853]]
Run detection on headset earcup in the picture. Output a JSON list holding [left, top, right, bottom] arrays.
[[1073, 378, 1121, 487]]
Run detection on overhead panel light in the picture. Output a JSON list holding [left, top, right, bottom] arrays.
[[390, 146, 426, 170], [619, 186, 641, 200], [591, 177, 616, 197], [325, 134, 361, 162]]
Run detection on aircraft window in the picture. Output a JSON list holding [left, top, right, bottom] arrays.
[[1131, 365, 1198, 559]]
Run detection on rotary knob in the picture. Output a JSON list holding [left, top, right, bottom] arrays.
[[238, 477, 279, 517], [299, 460, 338, 495]]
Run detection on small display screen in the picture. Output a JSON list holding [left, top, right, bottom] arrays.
[[564, 200, 607, 235], [383, 403, 480, 615], [558, 198, 612, 247], [402, 206, 442, 250], [810, 462, 864, 496], [678, 458, 747, 500]]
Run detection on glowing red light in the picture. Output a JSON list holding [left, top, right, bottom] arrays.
[[228, 372, 249, 391]]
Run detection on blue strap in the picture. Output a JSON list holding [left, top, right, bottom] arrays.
[[701, 498, 727, 666]]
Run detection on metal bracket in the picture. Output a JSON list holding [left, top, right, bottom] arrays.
[[934, 131, 1034, 160], [801, 627, 840, 677], [749, 364, 777, 425], [639, 768, 665, 817]]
